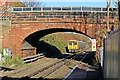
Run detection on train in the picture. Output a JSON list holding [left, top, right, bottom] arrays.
[[67, 40, 79, 53], [67, 40, 88, 53]]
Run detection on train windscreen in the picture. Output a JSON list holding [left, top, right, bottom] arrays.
[[69, 41, 77, 45]]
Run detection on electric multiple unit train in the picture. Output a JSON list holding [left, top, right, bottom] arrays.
[[67, 39, 96, 53], [67, 40, 87, 53]]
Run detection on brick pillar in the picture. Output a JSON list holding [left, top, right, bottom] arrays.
[[0, 20, 3, 49]]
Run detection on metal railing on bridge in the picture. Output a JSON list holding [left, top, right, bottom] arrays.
[[12, 7, 117, 13]]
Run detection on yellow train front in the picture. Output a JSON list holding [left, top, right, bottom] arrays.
[[67, 40, 79, 53]]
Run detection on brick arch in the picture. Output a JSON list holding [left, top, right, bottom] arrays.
[[5, 22, 95, 57], [21, 28, 93, 57]]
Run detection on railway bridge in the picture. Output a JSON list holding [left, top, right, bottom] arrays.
[[0, 6, 118, 57]]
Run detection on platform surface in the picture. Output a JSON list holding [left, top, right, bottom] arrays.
[[65, 63, 100, 80]]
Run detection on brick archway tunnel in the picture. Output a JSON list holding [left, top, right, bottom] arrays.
[[22, 28, 92, 57], [24, 28, 92, 47], [2, 7, 119, 57], [11, 28, 92, 57], [5, 22, 95, 57], [3, 22, 98, 57]]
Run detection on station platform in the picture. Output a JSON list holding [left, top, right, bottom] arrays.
[[64, 62, 101, 80]]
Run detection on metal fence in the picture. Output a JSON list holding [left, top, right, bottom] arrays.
[[12, 7, 117, 13], [103, 29, 120, 79]]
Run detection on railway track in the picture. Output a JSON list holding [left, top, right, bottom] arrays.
[[23, 54, 44, 63], [22, 55, 75, 78], [63, 53, 99, 80], [4, 54, 44, 76], [27, 53, 91, 79], [28, 59, 67, 78], [4, 54, 78, 79], [26, 54, 80, 79], [6, 57, 58, 77], [4, 50, 93, 80]]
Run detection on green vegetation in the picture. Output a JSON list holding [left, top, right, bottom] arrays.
[[40, 33, 68, 53], [40, 32, 91, 53], [0, 55, 25, 68]]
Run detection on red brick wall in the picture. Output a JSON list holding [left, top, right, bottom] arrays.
[[2, 17, 118, 57]]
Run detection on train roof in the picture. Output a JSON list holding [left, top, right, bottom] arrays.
[[78, 40, 86, 43], [68, 40, 77, 41], [68, 40, 86, 43]]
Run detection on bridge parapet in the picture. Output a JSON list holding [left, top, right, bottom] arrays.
[[11, 6, 118, 25], [12, 7, 117, 13]]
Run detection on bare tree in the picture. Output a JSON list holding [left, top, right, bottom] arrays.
[[22, 0, 42, 7], [106, 0, 111, 33], [112, 0, 119, 7]]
